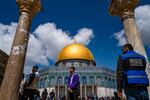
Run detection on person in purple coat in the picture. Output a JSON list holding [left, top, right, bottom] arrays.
[[67, 67, 80, 100]]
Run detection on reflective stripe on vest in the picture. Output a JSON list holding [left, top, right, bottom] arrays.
[[127, 75, 147, 78]]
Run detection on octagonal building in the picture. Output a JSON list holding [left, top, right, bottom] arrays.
[[37, 43, 116, 98]]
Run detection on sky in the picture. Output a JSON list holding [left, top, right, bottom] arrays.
[[0, 0, 150, 73]]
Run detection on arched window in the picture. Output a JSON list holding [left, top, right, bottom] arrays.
[[64, 76, 68, 84], [59, 63, 62, 67], [96, 77, 101, 85], [108, 78, 112, 88], [50, 77, 55, 86], [74, 62, 79, 67], [79, 62, 82, 67], [71, 63, 74, 67], [44, 77, 47, 87], [40, 78, 43, 88], [82, 76, 87, 84], [57, 77, 63, 85], [112, 79, 115, 88], [89, 76, 95, 84], [66, 63, 71, 67], [104, 76, 108, 87], [62, 62, 66, 67]]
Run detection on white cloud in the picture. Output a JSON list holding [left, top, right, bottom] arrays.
[[0, 22, 17, 53], [0, 22, 94, 73], [75, 28, 94, 45], [113, 30, 127, 46], [34, 23, 94, 61], [113, 5, 150, 47], [135, 5, 150, 45]]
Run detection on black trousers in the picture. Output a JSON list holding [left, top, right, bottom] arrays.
[[69, 89, 79, 100], [125, 87, 149, 100], [25, 89, 37, 100], [19, 93, 25, 100]]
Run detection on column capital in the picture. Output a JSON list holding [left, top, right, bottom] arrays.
[[108, 0, 138, 17], [16, 0, 41, 17], [121, 9, 135, 21]]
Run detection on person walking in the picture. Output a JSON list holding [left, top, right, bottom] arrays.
[[42, 88, 48, 100], [113, 91, 121, 100], [25, 66, 39, 100], [117, 44, 149, 100], [67, 67, 80, 100], [48, 89, 55, 100]]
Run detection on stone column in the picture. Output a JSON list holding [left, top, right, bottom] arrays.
[[65, 86, 67, 99], [0, 0, 41, 100], [85, 86, 87, 99], [109, 0, 147, 58], [122, 10, 147, 57], [109, 0, 150, 97], [80, 85, 82, 98], [58, 86, 60, 98], [92, 86, 94, 94]]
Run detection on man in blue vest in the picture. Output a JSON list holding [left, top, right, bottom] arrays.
[[117, 44, 149, 100], [67, 67, 80, 100]]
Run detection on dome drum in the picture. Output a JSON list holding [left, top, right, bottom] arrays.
[[55, 59, 96, 67]]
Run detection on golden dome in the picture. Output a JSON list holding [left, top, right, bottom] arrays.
[[56, 43, 95, 62]]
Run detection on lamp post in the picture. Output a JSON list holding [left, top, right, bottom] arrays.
[[0, 0, 41, 100]]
